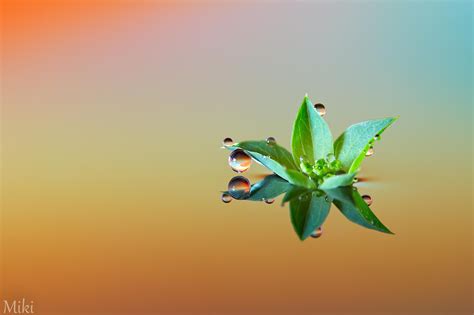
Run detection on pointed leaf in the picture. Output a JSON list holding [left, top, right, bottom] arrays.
[[319, 173, 356, 189], [285, 169, 316, 189], [246, 175, 292, 201], [325, 186, 393, 234], [291, 95, 333, 165], [289, 190, 331, 240], [281, 185, 308, 205], [334, 117, 397, 173], [229, 141, 298, 182]]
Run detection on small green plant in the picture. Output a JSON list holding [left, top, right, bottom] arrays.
[[226, 94, 397, 189]]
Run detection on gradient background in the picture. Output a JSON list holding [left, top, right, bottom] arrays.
[[1, 1, 472, 314]]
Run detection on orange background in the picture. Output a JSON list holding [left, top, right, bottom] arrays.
[[1, 1, 472, 314]]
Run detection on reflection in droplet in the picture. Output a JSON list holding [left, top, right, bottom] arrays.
[[366, 147, 374, 156], [221, 193, 232, 203], [227, 176, 250, 199], [266, 137, 276, 145], [310, 227, 323, 238], [223, 137, 234, 146], [326, 153, 335, 162], [362, 194, 373, 206], [353, 177, 359, 183], [228, 149, 252, 172], [264, 199, 275, 204], [374, 134, 381, 141], [314, 103, 326, 116]]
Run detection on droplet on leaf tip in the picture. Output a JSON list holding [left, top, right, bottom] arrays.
[[228, 149, 252, 172], [310, 227, 323, 238], [227, 176, 250, 199], [223, 137, 234, 146], [314, 103, 326, 116], [221, 193, 232, 203]]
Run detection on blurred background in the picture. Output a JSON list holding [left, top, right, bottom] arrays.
[[1, 1, 472, 314]]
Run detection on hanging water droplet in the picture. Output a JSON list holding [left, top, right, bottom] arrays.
[[266, 137, 276, 145], [310, 227, 323, 238], [326, 153, 335, 163], [264, 199, 275, 204], [362, 194, 373, 206], [314, 103, 326, 116], [353, 177, 359, 183], [228, 149, 252, 172], [366, 147, 374, 156], [221, 193, 232, 203], [227, 176, 250, 199], [223, 137, 234, 146], [374, 134, 381, 141]]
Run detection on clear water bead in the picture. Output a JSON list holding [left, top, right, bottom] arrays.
[[310, 227, 323, 238], [314, 103, 326, 116], [266, 137, 276, 145], [223, 137, 234, 146], [227, 176, 250, 199], [228, 149, 252, 172], [221, 193, 232, 203], [366, 147, 374, 156], [362, 194, 373, 206]]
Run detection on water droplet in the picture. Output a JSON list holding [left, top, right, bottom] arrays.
[[353, 177, 359, 183], [314, 103, 326, 116], [266, 137, 276, 145], [324, 196, 330, 202], [228, 149, 252, 172], [265, 199, 275, 204], [227, 176, 250, 199], [221, 193, 232, 203], [310, 227, 323, 238], [366, 147, 374, 156], [223, 137, 234, 146], [374, 134, 381, 141], [362, 194, 373, 206], [326, 153, 335, 162]]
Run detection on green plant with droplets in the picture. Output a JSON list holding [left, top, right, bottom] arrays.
[[225, 94, 398, 189]]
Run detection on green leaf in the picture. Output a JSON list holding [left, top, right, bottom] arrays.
[[291, 95, 333, 166], [289, 190, 332, 240], [334, 117, 397, 173], [285, 169, 316, 189], [246, 175, 292, 201], [281, 185, 308, 205], [325, 186, 393, 234], [319, 173, 356, 189], [229, 141, 298, 182]]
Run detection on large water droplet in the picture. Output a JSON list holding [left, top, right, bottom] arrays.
[[366, 147, 374, 156], [223, 137, 234, 146], [264, 198, 275, 204], [266, 137, 276, 145], [228, 149, 252, 172], [227, 176, 250, 199], [310, 227, 323, 238], [221, 193, 232, 203], [353, 177, 359, 183], [362, 194, 373, 206], [314, 103, 326, 116]]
